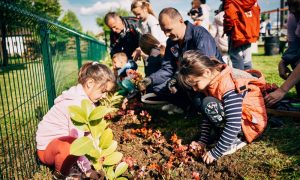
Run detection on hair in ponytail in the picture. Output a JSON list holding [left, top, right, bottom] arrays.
[[131, 0, 156, 17], [139, 33, 165, 56]]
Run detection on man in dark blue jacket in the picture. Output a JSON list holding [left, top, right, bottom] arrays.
[[104, 12, 141, 59], [141, 7, 222, 98]]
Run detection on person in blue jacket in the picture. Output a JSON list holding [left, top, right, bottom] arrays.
[[138, 7, 223, 112]]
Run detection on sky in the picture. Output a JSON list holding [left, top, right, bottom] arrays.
[[59, 0, 281, 34]]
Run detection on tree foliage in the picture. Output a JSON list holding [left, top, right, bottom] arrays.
[[60, 10, 83, 31], [14, 0, 62, 20]]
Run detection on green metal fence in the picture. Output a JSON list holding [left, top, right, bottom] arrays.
[[0, 1, 107, 179]]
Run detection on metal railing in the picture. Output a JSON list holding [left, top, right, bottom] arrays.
[[0, 1, 107, 179]]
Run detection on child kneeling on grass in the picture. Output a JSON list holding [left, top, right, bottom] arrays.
[[36, 62, 115, 178], [178, 50, 268, 164]]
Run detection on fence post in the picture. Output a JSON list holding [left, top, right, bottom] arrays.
[[1, 22, 9, 67], [39, 23, 56, 108], [75, 35, 82, 69]]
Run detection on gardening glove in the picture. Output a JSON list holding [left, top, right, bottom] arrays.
[[138, 77, 152, 92], [167, 78, 178, 94], [278, 59, 291, 80], [202, 151, 216, 165]]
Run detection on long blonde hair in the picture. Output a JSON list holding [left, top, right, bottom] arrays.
[[131, 0, 156, 17]]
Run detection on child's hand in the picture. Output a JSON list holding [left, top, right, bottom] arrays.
[[202, 151, 215, 164], [132, 48, 142, 61], [189, 141, 206, 158], [121, 98, 129, 110]]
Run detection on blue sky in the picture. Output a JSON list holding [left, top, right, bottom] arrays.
[[59, 0, 281, 34]]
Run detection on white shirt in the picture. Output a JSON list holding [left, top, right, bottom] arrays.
[[260, 21, 267, 33], [140, 14, 167, 46], [200, 4, 211, 31]]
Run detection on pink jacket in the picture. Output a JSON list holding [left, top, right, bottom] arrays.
[[36, 84, 94, 150]]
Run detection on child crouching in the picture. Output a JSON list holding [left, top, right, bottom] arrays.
[[36, 62, 115, 178], [178, 50, 267, 164]]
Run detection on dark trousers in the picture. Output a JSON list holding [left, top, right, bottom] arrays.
[[291, 63, 300, 97], [193, 96, 243, 140]]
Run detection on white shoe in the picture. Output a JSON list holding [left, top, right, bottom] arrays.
[[162, 104, 175, 111], [222, 140, 247, 156], [173, 107, 184, 114], [168, 110, 175, 115]]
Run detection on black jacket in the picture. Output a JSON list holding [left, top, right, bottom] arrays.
[[110, 17, 141, 59]]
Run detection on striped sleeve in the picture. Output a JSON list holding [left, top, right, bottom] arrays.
[[210, 90, 244, 159], [199, 118, 211, 145]]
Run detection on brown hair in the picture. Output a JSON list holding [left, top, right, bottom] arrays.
[[139, 33, 166, 56], [131, 0, 156, 17], [112, 52, 128, 62], [78, 62, 115, 87], [104, 12, 121, 25], [287, 0, 300, 15], [159, 7, 182, 22], [177, 50, 222, 89]]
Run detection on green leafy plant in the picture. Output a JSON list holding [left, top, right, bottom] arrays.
[[68, 93, 127, 180]]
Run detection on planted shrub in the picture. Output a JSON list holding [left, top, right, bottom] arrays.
[[68, 93, 128, 180]]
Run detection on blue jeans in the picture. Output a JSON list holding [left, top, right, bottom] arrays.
[[229, 43, 252, 70]]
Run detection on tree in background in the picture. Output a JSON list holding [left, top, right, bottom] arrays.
[[32, 0, 61, 19], [61, 10, 83, 31], [96, 8, 132, 46], [54, 10, 83, 56], [14, 0, 62, 20]]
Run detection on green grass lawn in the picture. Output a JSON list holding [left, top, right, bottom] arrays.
[[4, 47, 299, 179], [252, 47, 297, 96]]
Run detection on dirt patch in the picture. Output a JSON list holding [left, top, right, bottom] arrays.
[[107, 101, 245, 179]]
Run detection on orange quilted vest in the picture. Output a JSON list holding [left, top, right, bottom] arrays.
[[224, 0, 260, 48], [205, 65, 267, 143]]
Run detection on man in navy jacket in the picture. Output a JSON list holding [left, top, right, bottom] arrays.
[[141, 7, 223, 95]]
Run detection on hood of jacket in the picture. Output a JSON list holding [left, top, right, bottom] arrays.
[[54, 84, 90, 104]]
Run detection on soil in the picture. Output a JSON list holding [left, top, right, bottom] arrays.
[[107, 101, 246, 180]]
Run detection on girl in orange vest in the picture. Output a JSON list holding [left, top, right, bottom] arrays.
[[178, 50, 267, 164]]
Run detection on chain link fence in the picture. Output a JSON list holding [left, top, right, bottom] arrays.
[[0, 1, 107, 179]]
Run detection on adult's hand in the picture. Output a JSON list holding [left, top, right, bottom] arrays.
[[264, 88, 287, 107], [167, 78, 177, 94], [137, 77, 152, 91], [278, 60, 291, 80]]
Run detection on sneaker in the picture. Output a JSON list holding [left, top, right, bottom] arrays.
[[53, 170, 65, 180], [162, 104, 175, 111], [222, 139, 247, 156], [173, 107, 184, 114], [168, 110, 175, 115]]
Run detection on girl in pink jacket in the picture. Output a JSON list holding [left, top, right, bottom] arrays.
[[36, 62, 115, 178]]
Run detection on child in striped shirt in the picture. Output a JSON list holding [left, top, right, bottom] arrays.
[[178, 50, 267, 164]]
